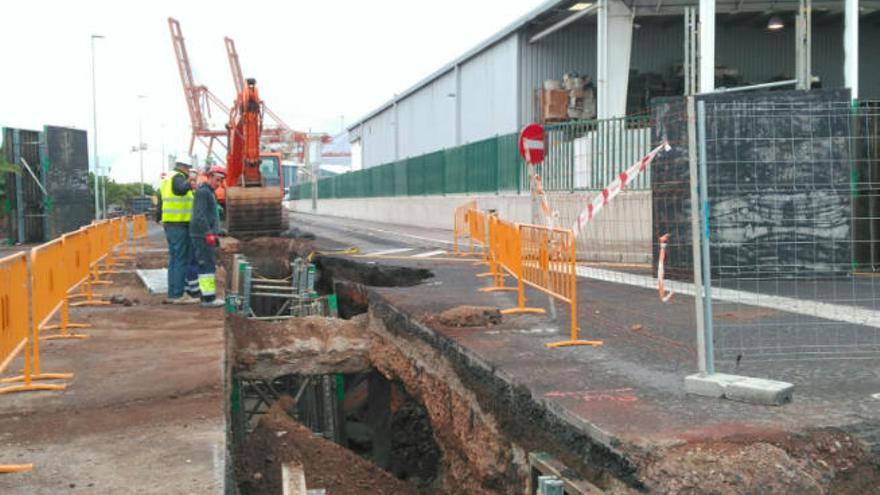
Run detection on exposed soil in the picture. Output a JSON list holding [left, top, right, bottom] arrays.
[[237, 396, 419, 495], [427, 305, 502, 328], [640, 428, 880, 494], [389, 399, 443, 488], [714, 306, 780, 322], [230, 313, 372, 378], [365, 310, 527, 494]]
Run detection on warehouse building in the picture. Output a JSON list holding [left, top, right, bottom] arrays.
[[348, 0, 878, 170]]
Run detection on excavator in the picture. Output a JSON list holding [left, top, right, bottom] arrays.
[[221, 77, 284, 237], [168, 18, 284, 238]]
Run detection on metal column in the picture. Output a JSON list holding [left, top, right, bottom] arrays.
[[698, 0, 715, 93], [844, 0, 859, 100]]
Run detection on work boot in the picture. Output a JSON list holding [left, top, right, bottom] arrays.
[[200, 298, 225, 308], [170, 294, 200, 305]]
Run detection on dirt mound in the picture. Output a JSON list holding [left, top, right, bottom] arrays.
[[237, 396, 419, 495], [641, 428, 880, 494], [432, 306, 502, 328]]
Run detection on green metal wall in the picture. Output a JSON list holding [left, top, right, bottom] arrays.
[[294, 119, 653, 201]]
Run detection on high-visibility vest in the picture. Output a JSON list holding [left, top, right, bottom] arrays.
[[160, 170, 193, 223]]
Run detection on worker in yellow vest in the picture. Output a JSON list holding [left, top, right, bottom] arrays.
[[157, 160, 198, 304]]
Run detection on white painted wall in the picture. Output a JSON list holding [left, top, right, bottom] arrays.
[[359, 106, 396, 168], [460, 34, 519, 143], [350, 140, 363, 171], [397, 70, 457, 159]]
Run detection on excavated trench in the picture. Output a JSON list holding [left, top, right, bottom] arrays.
[[224, 238, 549, 494], [223, 238, 880, 494]]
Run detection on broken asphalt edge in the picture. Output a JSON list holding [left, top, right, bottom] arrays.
[[367, 290, 645, 490]]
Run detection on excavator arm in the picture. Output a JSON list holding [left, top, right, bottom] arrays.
[[223, 78, 284, 238]]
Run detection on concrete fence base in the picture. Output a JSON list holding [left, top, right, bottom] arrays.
[[289, 191, 652, 264]]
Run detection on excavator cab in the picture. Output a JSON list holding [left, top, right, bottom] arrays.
[[257, 154, 281, 187]]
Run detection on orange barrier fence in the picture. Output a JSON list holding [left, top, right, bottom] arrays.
[[0, 242, 73, 391], [520, 224, 601, 348], [132, 214, 149, 252], [0, 252, 66, 395], [453, 200, 477, 256], [467, 208, 491, 268], [71, 223, 112, 306], [104, 218, 124, 270], [480, 216, 545, 316], [43, 229, 92, 339], [455, 199, 604, 349], [0, 216, 144, 472]]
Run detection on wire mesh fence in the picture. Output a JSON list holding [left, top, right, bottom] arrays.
[[702, 98, 880, 360], [650, 93, 880, 361]]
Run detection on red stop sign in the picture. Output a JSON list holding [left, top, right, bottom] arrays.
[[518, 123, 545, 165]]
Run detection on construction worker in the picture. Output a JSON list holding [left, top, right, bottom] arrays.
[[184, 170, 201, 299], [190, 165, 226, 307], [157, 160, 199, 304]]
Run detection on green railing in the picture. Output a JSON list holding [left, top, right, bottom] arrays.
[[293, 115, 654, 200]]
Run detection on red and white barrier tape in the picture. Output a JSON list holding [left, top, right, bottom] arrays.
[[571, 141, 671, 237], [529, 171, 557, 228], [657, 233, 674, 302]]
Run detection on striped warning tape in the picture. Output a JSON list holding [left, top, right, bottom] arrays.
[[571, 141, 670, 238], [657, 233, 674, 302]]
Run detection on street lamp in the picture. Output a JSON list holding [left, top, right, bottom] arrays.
[[90, 34, 105, 219], [136, 94, 148, 196]]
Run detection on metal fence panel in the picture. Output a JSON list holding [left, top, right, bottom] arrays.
[[302, 116, 652, 200]]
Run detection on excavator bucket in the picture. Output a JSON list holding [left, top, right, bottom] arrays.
[[224, 187, 284, 238]]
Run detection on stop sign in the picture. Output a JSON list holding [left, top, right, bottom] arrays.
[[518, 123, 545, 165]]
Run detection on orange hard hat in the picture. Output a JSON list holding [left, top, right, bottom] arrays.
[[207, 166, 227, 177]]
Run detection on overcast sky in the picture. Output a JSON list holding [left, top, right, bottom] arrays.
[[1, 0, 542, 184]]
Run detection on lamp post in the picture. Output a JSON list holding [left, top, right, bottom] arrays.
[[90, 34, 105, 219], [136, 94, 148, 196]]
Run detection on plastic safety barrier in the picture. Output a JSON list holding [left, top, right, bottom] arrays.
[[132, 214, 149, 252], [467, 208, 492, 269], [0, 242, 73, 391], [520, 224, 602, 348], [0, 252, 66, 396], [43, 229, 93, 339], [71, 222, 112, 306], [480, 216, 545, 316], [453, 200, 477, 256]]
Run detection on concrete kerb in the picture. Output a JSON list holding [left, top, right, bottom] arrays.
[[685, 373, 794, 406]]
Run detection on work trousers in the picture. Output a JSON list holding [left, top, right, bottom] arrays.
[[185, 242, 201, 298], [192, 236, 218, 303], [164, 223, 191, 299]]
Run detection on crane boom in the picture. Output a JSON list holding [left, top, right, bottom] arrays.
[[168, 17, 227, 162], [224, 36, 338, 161], [224, 36, 244, 96]]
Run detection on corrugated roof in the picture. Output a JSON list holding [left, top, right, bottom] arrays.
[[347, 0, 571, 131], [348, 0, 880, 132]]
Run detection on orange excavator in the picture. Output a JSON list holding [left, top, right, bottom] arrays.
[[168, 18, 284, 238], [222, 77, 284, 237]]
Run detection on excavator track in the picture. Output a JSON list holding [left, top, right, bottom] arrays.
[[224, 186, 284, 238]]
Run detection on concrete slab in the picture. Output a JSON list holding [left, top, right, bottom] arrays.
[[136, 268, 168, 294], [685, 373, 794, 405]]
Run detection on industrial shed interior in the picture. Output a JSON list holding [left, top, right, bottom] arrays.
[[348, 0, 879, 170]]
